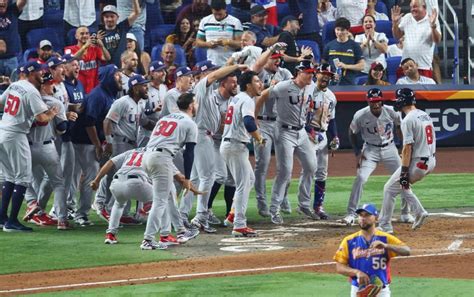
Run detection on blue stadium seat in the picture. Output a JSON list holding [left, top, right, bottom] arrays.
[[296, 40, 321, 63], [388, 37, 398, 45], [277, 1, 291, 24], [151, 44, 186, 67], [375, 1, 388, 16], [375, 20, 393, 39], [26, 28, 62, 51], [66, 28, 77, 47], [354, 75, 368, 85], [322, 21, 336, 45], [386, 56, 402, 84], [150, 24, 176, 46], [194, 47, 207, 63]]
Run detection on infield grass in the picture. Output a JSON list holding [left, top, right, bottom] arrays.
[[31, 272, 474, 296], [0, 173, 472, 275]]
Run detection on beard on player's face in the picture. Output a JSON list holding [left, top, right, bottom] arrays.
[[359, 221, 374, 230]]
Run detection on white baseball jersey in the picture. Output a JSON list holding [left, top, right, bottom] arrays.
[[350, 105, 401, 145], [270, 80, 310, 127], [401, 109, 436, 158], [194, 77, 228, 134], [0, 80, 48, 134], [137, 83, 167, 139], [106, 95, 140, 142], [308, 82, 337, 131], [146, 112, 198, 155], [118, 72, 135, 97], [161, 87, 184, 117], [53, 82, 69, 109], [222, 91, 255, 143], [28, 95, 67, 143], [258, 67, 293, 118]]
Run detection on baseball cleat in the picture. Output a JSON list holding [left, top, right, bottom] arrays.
[[377, 225, 394, 234], [0, 215, 8, 229], [412, 212, 429, 230], [340, 214, 357, 226], [191, 217, 217, 233], [314, 206, 330, 220], [159, 234, 180, 246], [280, 199, 292, 214], [29, 213, 58, 226], [223, 213, 234, 227], [97, 208, 110, 222], [270, 212, 284, 224], [208, 209, 221, 225], [57, 220, 73, 230], [3, 221, 33, 233], [140, 239, 167, 250], [177, 228, 200, 244], [74, 216, 94, 227], [23, 202, 41, 222], [232, 227, 258, 237], [297, 207, 319, 220], [104, 233, 118, 244], [400, 214, 415, 224], [258, 209, 271, 218]]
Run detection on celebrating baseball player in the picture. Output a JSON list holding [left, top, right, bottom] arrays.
[[160, 66, 194, 117], [334, 203, 410, 297], [256, 60, 318, 225], [0, 60, 59, 232], [343, 88, 413, 226], [378, 88, 436, 233]]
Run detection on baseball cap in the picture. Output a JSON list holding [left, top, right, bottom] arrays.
[[210, 0, 227, 10], [194, 60, 218, 74], [250, 5, 267, 17], [356, 203, 379, 216], [102, 5, 119, 16], [46, 56, 65, 68], [280, 15, 297, 28], [62, 53, 76, 63], [16, 64, 25, 74], [370, 61, 385, 71], [366, 88, 384, 101], [149, 61, 167, 72], [42, 71, 54, 84], [316, 63, 335, 77], [128, 74, 150, 89], [295, 60, 315, 73], [126, 33, 137, 42], [24, 60, 46, 74], [39, 40, 52, 49], [175, 66, 195, 78]]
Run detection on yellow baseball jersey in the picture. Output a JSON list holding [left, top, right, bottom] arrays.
[[334, 230, 405, 286]]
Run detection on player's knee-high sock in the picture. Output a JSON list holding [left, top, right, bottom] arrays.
[[224, 186, 236, 216], [9, 185, 27, 223], [313, 180, 326, 209], [1, 181, 15, 220], [207, 182, 222, 209]]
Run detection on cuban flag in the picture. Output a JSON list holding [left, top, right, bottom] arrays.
[[254, 0, 278, 26]]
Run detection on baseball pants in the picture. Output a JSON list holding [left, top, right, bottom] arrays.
[[0, 132, 32, 187], [73, 143, 99, 220]]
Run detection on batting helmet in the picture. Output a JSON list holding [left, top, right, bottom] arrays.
[[316, 63, 335, 77], [366, 88, 383, 102], [394, 88, 416, 111]]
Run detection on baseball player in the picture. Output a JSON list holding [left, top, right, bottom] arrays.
[[378, 88, 436, 233], [251, 44, 293, 217], [188, 63, 246, 233], [118, 50, 138, 97], [334, 203, 410, 297], [304, 63, 339, 220], [141, 92, 198, 250], [89, 148, 200, 246], [256, 60, 318, 225], [0, 60, 59, 232], [220, 70, 265, 237], [160, 66, 194, 117], [343, 88, 413, 226]]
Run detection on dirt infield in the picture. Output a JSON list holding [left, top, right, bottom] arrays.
[[0, 147, 473, 295]]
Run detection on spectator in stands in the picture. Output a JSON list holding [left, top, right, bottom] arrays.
[[196, 0, 243, 66], [166, 17, 197, 67], [396, 57, 436, 84], [126, 32, 150, 75], [161, 43, 178, 89], [335, 0, 367, 27], [247, 4, 279, 51], [227, 31, 262, 67], [318, 0, 337, 34], [278, 15, 305, 75], [37, 40, 55, 64], [229, 0, 251, 24], [288, 0, 321, 46], [176, 0, 211, 25], [391, 0, 441, 80], [18, 0, 44, 51], [101, 2, 140, 67], [117, 0, 153, 51], [322, 17, 364, 85], [64, 26, 111, 94], [0, 0, 26, 75], [64, 0, 97, 41], [387, 36, 403, 57], [354, 14, 388, 73], [366, 0, 389, 20], [364, 61, 390, 85]]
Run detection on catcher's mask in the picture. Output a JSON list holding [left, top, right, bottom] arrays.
[[394, 88, 416, 111]]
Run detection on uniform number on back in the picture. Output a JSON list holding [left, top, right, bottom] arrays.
[[153, 120, 177, 137], [425, 125, 434, 145], [4, 94, 20, 116], [126, 152, 144, 167], [224, 106, 234, 124]]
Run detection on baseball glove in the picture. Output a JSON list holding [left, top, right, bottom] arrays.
[[356, 284, 382, 297]]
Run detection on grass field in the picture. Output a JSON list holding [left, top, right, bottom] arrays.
[[1, 173, 472, 276], [31, 272, 474, 297]]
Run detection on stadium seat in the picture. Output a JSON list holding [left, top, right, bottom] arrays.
[[375, 1, 388, 16], [388, 37, 398, 45], [354, 75, 368, 85], [26, 28, 62, 51], [276, 1, 291, 24], [296, 39, 321, 63], [66, 28, 77, 46], [194, 47, 208, 63], [151, 44, 186, 67], [322, 21, 336, 45], [386, 56, 402, 84], [150, 24, 176, 46], [375, 20, 393, 39]]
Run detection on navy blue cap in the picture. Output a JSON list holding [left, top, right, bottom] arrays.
[[175, 66, 195, 78], [128, 74, 150, 89], [149, 61, 167, 72], [46, 56, 65, 68], [16, 63, 25, 74], [62, 54, 77, 63], [24, 60, 46, 74], [194, 60, 218, 74], [356, 203, 379, 216]]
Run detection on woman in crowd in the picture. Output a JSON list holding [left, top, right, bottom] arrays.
[[354, 14, 388, 73], [165, 17, 197, 67], [126, 33, 151, 75], [364, 61, 390, 86]]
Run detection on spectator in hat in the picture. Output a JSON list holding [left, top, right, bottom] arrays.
[[396, 57, 436, 85], [37, 40, 55, 64], [247, 4, 279, 50], [322, 17, 365, 85], [100, 1, 141, 67], [117, 0, 153, 51], [18, 0, 44, 52], [226, 31, 262, 67], [364, 62, 390, 86], [166, 17, 197, 67], [0, 0, 26, 75], [64, 0, 97, 41], [64, 26, 111, 94], [126, 32, 150, 75], [161, 66, 194, 117], [160, 43, 179, 89], [354, 14, 388, 73], [176, 0, 211, 25], [196, 0, 243, 66]]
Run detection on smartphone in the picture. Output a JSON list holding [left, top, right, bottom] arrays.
[[98, 24, 105, 32], [333, 58, 340, 66]]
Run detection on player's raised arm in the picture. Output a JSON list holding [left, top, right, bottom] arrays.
[[254, 87, 271, 119], [206, 64, 248, 87]]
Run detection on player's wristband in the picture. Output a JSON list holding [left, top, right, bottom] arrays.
[[105, 135, 113, 144]]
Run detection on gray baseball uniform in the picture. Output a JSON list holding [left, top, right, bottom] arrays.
[[379, 109, 436, 229], [269, 80, 317, 216], [220, 91, 256, 229], [160, 88, 183, 117], [137, 83, 167, 147], [143, 111, 198, 241]]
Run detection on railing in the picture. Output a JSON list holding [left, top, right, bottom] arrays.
[[466, 0, 474, 84], [469, 37, 474, 84], [439, 0, 459, 84]]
